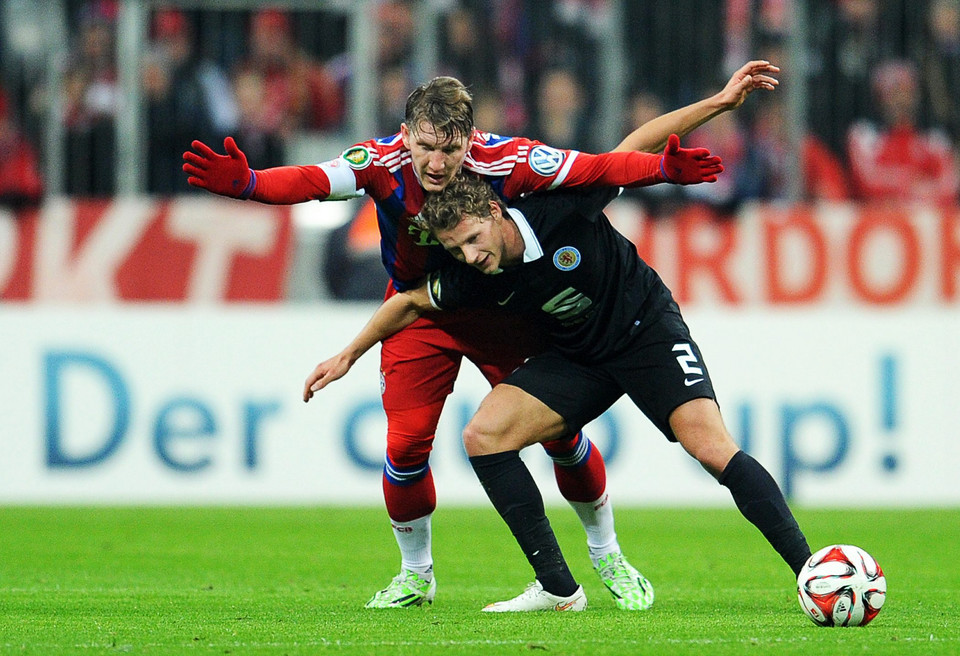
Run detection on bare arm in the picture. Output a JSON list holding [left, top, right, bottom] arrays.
[[614, 60, 780, 153], [302, 285, 435, 402]]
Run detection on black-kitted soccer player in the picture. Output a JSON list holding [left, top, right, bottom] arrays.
[[304, 161, 811, 612]]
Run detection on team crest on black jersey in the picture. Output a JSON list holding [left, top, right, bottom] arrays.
[[529, 145, 565, 176], [342, 146, 372, 170], [553, 246, 581, 271]]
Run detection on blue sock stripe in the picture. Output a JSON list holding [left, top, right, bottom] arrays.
[[547, 433, 592, 468], [383, 456, 430, 486]]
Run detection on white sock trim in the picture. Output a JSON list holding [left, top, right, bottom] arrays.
[[568, 493, 621, 565], [391, 514, 433, 576]]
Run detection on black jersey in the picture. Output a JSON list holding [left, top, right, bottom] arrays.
[[426, 187, 674, 362]]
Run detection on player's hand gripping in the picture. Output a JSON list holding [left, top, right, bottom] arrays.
[[182, 137, 256, 198], [302, 354, 354, 402], [659, 134, 724, 185], [715, 60, 780, 111]]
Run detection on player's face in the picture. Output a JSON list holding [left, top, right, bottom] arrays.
[[435, 203, 515, 274], [401, 121, 472, 192]]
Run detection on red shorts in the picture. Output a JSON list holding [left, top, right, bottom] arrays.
[[379, 307, 546, 411]]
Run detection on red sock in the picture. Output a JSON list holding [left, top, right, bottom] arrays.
[[382, 402, 444, 522], [542, 432, 607, 503], [383, 466, 436, 523]]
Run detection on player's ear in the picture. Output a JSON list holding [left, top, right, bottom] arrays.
[[400, 123, 412, 148]]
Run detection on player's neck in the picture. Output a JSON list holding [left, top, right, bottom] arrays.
[[501, 219, 525, 267]]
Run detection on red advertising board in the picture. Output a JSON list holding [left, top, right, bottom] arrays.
[[608, 200, 960, 307], [1, 198, 292, 302], [3, 197, 959, 306]]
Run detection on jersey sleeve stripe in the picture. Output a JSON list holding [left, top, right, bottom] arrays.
[[383, 154, 412, 173], [379, 150, 403, 167], [318, 161, 364, 199], [465, 164, 519, 177], [465, 156, 520, 175], [469, 154, 520, 168], [548, 150, 579, 190]]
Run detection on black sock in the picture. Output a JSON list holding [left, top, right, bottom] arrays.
[[469, 451, 578, 596], [719, 450, 812, 576]]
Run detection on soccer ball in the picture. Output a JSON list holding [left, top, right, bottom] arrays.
[[796, 544, 886, 627]]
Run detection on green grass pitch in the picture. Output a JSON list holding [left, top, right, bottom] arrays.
[[0, 506, 957, 655]]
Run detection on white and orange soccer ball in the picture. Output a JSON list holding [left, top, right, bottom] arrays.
[[796, 544, 886, 627]]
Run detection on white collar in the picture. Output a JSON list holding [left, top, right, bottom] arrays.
[[507, 207, 543, 263]]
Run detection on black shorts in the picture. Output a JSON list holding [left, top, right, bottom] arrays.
[[503, 303, 717, 441]]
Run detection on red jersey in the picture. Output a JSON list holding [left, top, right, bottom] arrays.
[[252, 130, 665, 290], [847, 122, 959, 205]]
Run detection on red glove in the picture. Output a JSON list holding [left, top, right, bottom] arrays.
[[182, 137, 257, 199], [658, 133, 724, 185]]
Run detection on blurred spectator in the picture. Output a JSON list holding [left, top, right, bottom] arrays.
[[619, 90, 685, 214], [724, 0, 753, 74], [62, 0, 119, 195], [472, 87, 509, 136], [374, 1, 419, 132], [625, 1, 725, 119], [439, 3, 499, 89], [234, 7, 344, 145], [485, 2, 532, 135], [523, 3, 601, 147], [807, 0, 883, 154], [625, 92, 665, 147], [324, 0, 420, 135], [847, 59, 959, 205], [144, 8, 238, 193], [474, 84, 527, 137], [746, 97, 851, 202], [232, 68, 285, 169], [918, 0, 960, 142], [376, 1, 416, 71], [528, 68, 593, 151], [0, 87, 44, 209], [377, 65, 410, 135]]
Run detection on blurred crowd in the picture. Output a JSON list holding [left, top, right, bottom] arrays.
[[0, 0, 959, 209]]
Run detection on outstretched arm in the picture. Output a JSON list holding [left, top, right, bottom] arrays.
[[614, 60, 780, 154], [183, 137, 338, 204], [302, 285, 434, 402]]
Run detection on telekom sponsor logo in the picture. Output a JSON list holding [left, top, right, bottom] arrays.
[[0, 198, 292, 302]]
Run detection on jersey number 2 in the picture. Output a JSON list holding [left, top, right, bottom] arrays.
[[671, 343, 703, 375]]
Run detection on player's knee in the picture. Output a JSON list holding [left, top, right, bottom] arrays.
[[385, 441, 432, 469], [384, 403, 444, 466], [462, 418, 510, 457]]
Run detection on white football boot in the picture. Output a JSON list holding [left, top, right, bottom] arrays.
[[482, 580, 587, 612]]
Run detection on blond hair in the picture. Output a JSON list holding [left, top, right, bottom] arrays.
[[405, 76, 474, 142], [420, 173, 507, 233]]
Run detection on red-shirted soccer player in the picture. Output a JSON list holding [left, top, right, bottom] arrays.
[[183, 62, 779, 609]]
